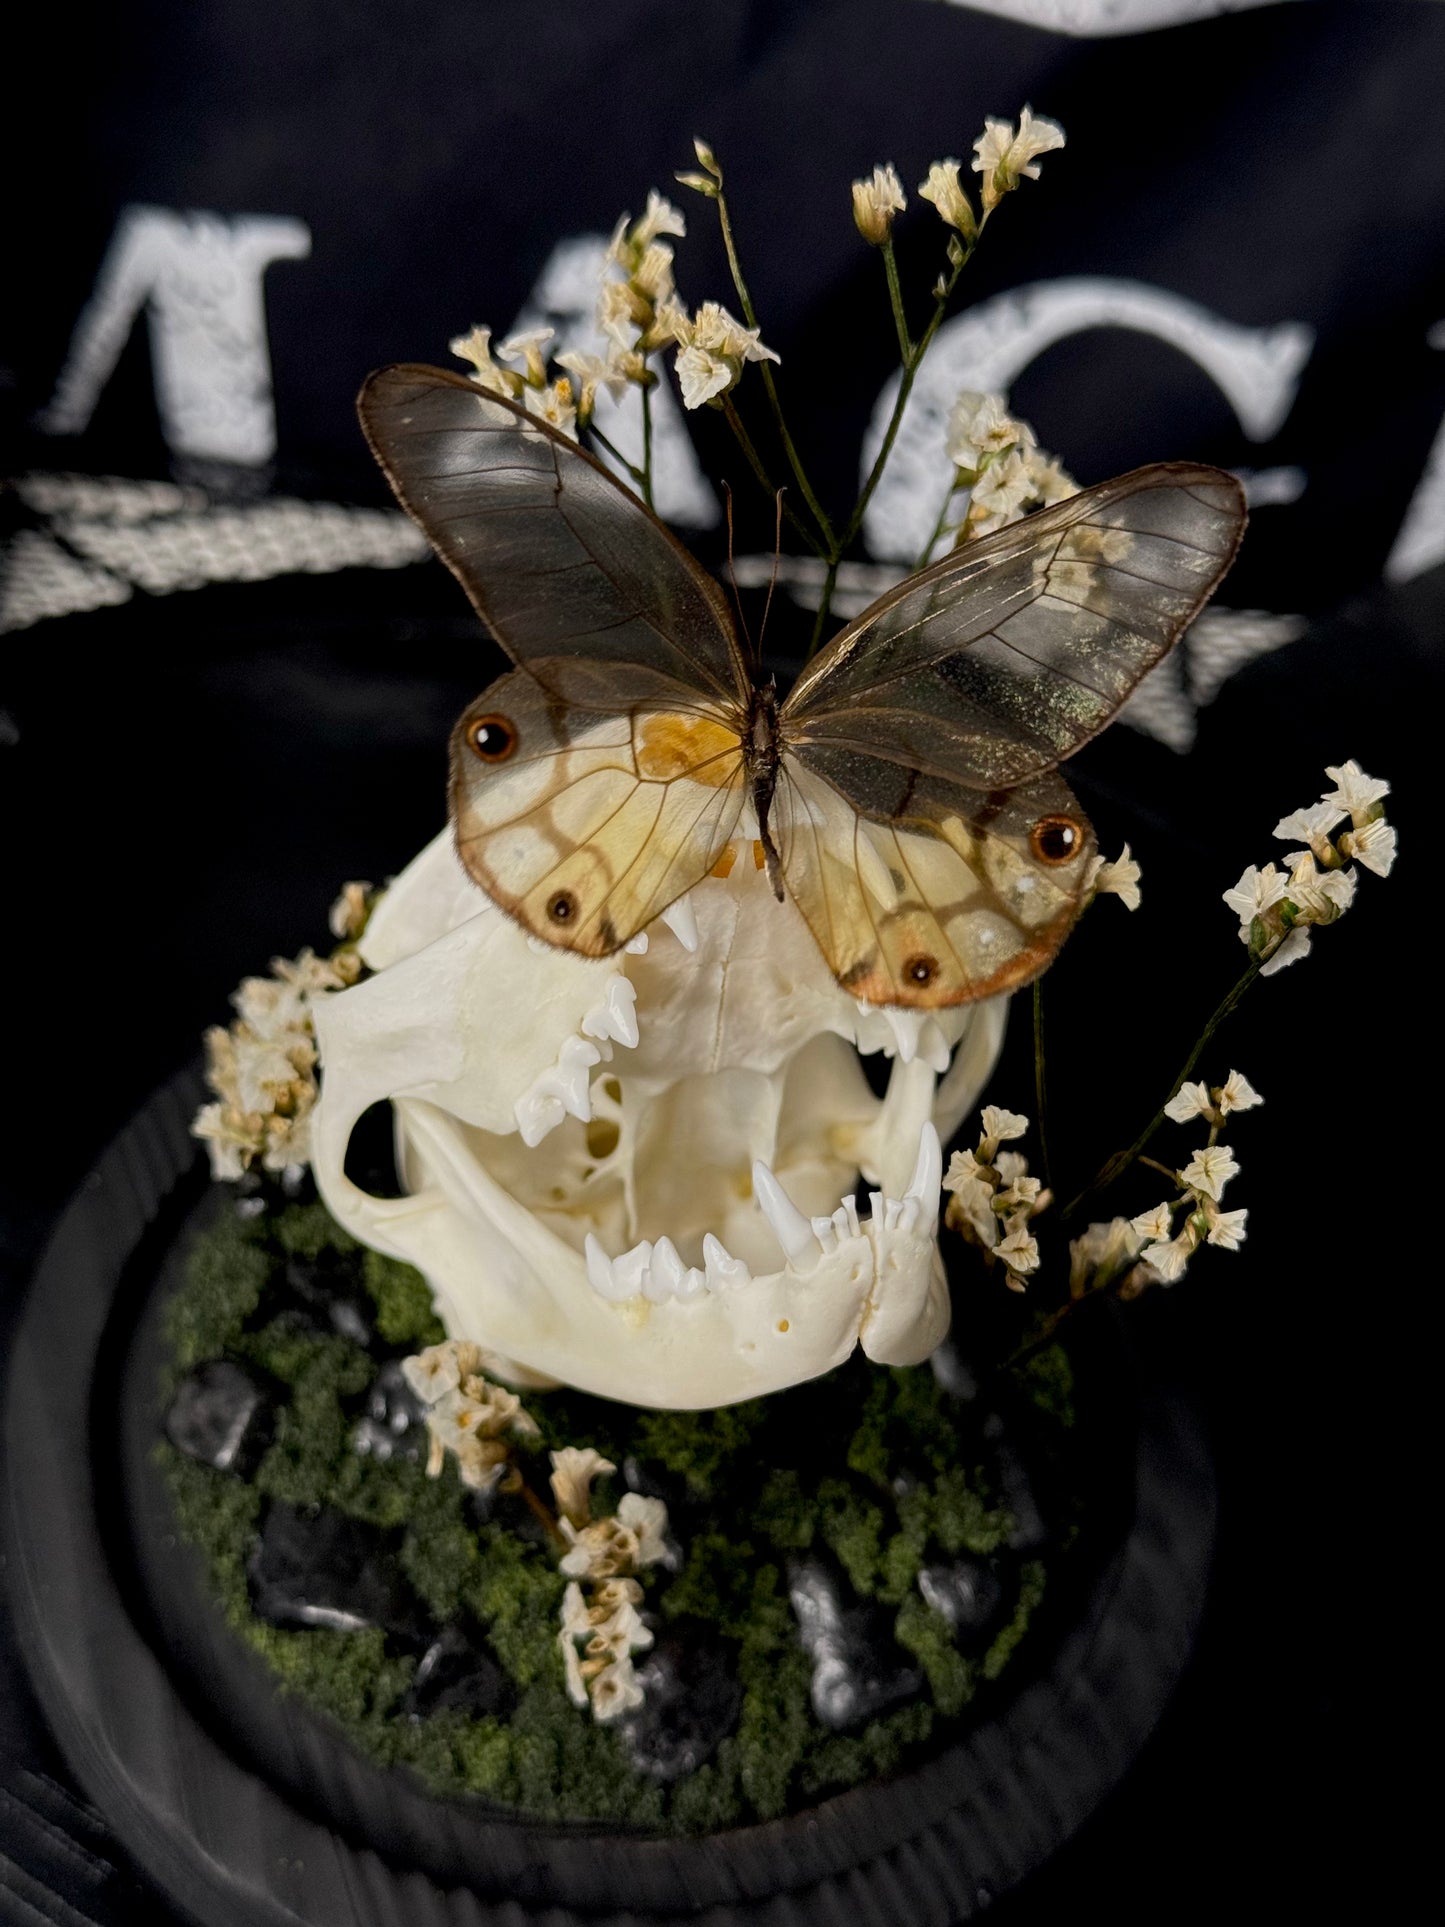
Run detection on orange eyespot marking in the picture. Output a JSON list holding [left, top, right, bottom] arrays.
[[711, 843, 739, 879], [636, 713, 741, 785], [905, 954, 938, 986], [547, 890, 578, 924], [752, 839, 767, 871], [467, 713, 516, 761], [777, 1320, 790, 1333], [1029, 814, 1083, 866]]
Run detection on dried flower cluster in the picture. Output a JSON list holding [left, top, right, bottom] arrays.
[[1224, 761, 1396, 974], [551, 1448, 672, 1723], [851, 107, 1065, 251], [939, 392, 1078, 546], [191, 882, 377, 1181], [943, 1107, 1050, 1293], [1121, 1070, 1261, 1286], [402, 1340, 541, 1491]]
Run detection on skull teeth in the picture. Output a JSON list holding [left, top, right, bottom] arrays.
[[582, 1119, 946, 1305]]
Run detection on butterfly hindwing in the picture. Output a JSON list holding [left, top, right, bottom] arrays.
[[450, 668, 747, 955]]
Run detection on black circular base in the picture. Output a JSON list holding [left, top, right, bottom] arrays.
[[2, 1070, 1215, 1925]]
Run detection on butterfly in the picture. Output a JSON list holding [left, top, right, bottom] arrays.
[[358, 364, 1245, 1008]]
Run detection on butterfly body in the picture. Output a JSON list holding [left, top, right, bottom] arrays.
[[362, 364, 1246, 1009]]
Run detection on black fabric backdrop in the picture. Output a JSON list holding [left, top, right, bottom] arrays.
[[2, 1, 1438, 1920]]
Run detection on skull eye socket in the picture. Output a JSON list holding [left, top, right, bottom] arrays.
[[1029, 814, 1083, 866], [905, 954, 938, 987], [466, 713, 516, 762], [547, 890, 578, 925]]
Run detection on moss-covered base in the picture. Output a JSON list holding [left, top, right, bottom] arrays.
[[158, 1189, 1080, 1833]]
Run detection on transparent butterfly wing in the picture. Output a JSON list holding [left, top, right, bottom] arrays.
[[359, 365, 755, 952], [358, 364, 751, 716], [450, 670, 747, 957], [774, 464, 1245, 1005], [783, 464, 1246, 789]]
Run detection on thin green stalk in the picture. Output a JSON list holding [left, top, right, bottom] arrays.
[[587, 424, 646, 489], [1062, 956, 1264, 1223], [913, 478, 958, 571], [1032, 976, 1053, 1192], [714, 185, 837, 551], [806, 559, 841, 657], [882, 238, 913, 359], [720, 396, 826, 556], [640, 379, 655, 511]]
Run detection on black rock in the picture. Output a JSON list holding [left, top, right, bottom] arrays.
[[264, 1252, 377, 1351], [983, 1411, 1048, 1551], [247, 1502, 433, 1648], [164, 1360, 275, 1475], [788, 1559, 923, 1731], [351, 1360, 428, 1463], [401, 1623, 512, 1721], [620, 1624, 742, 1782], [917, 1557, 1005, 1642]]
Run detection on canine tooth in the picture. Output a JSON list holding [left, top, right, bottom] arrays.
[[752, 1161, 818, 1266], [612, 1238, 653, 1298], [703, 1233, 750, 1291], [581, 976, 639, 1049], [811, 1215, 840, 1254], [624, 931, 649, 954], [904, 1121, 943, 1209], [645, 1235, 685, 1301], [585, 1233, 632, 1303], [659, 894, 699, 952]]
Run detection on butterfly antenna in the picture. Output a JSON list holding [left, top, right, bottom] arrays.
[[721, 482, 755, 661], [759, 488, 785, 656]]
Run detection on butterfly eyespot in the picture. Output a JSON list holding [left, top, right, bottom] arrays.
[[547, 890, 578, 924], [466, 714, 516, 761], [905, 954, 938, 986], [1029, 814, 1084, 865]]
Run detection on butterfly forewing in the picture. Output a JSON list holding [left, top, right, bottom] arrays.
[[358, 365, 752, 716], [782, 464, 1246, 789]]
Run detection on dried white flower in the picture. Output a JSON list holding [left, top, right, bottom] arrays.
[[401, 1342, 465, 1405], [1216, 1070, 1263, 1114], [1222, 862, 1290, 939], [1338, 817, 1397, 877], [588, 1654, 646, 1722], [1285, 851, 1355, 923], [1274, 800, 1346, 862], [995, 1224, 1041, 1278], [669, 300, 779, 409], [617, 1492, 670, 1567], [1130, 1202, 1175, 1244], [1204, 1202, 1248, 1250], [1180, 1144, 1239, 1203], [549, 1447, 616, 1529], [1259, 924, 1312, 975], [523, 378, 578, 439], [1144, 1234, 1194, 1284], [979, 1106, 1029, 1158], [972, 106, 1065, 212], [1164, 1081, 1214, 1125], [852, 164, 906, 245], [1068, 1217, 1142, 1295], [1086, 844, 1142, 911], [918, 159, 977, 239], [328, 880, 373, 942], [496, 327, 554, 388], [449, 324, 524, 399], [945, 391, 1032, 473], [1322, 760, 1389, 824]]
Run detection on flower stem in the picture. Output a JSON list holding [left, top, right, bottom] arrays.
[[720, 396, 826, 556], [913, 477, 958, 571], [640, 379, 655, 512], [713, 183, 837, 552], [587, 425, 646, 490], [1062, 955, 1264, 1222], [882, 238, 913, 359]]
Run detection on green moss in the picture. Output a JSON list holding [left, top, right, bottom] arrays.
[[158, 1192, 1082, 1833], [363, 1249, 446, 1349]]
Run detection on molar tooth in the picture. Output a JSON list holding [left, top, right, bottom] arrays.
[[702, 1233, 750, 1292], [581, 976, 639, 1050], [676, 1266, 706, 1302], [645, 1235, 685, 1302], [612, 1238, 653, 1298], [659, 893, 700, 952], [752, 1161, 819, 1267], [585, 1233, 632, 1303]]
